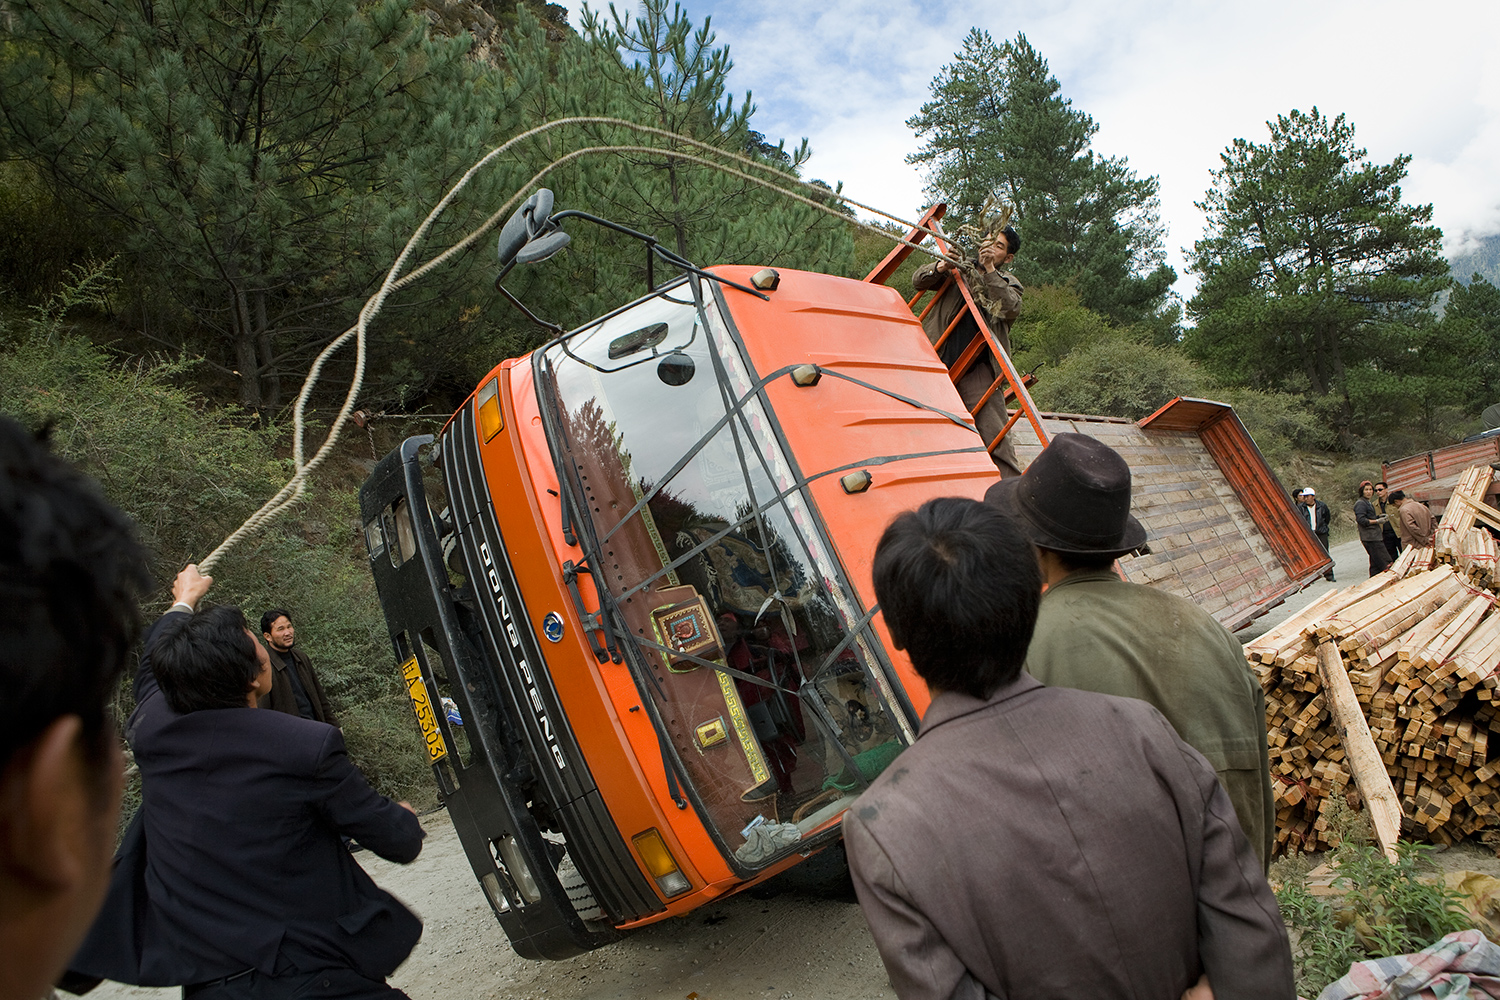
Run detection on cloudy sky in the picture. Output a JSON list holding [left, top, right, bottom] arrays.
[[582, 0, 1500, 295]]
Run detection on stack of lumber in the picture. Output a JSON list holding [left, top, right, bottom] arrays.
[[1247, 467, 1500, 854], [1435, 465, 1500, 589]]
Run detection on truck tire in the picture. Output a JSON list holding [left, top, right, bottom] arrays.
[[556, 855, 605, 923], [762, 842, 856, 901]]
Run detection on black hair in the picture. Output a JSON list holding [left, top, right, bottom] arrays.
[[260, 608, 291, 636], [0, 417, 150, 770], [1002, 226, 1020, 254], [151, 606, 260, 714], [1388, 489, 1407, 502], [872, 497, 1041, 699]]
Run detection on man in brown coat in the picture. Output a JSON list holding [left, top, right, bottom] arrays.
[[844, 497, 1292, 1000], [911, 225, 1024, 477], [259, 608, 338, 725], [1390, 489, 1436, 550]]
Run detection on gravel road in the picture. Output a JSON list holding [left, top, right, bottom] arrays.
[[84, 814, 895, 1000], [85, 540, 1371, 1000]]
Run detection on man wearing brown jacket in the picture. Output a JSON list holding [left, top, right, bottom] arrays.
[[911, 224, 1024, 477], [259, 608, 338, 725], [1390, 490, 1436, 550], [844, 497, 1292, 1000], [988, 434, 1276, 869]]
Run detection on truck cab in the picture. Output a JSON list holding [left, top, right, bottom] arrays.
[[360, 264, 994, 958]]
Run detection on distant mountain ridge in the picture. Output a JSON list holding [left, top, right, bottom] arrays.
[[1451, 232, 1500, 286]]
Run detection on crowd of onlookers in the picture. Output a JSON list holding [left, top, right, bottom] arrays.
[[1292, 479, 1438, 580]]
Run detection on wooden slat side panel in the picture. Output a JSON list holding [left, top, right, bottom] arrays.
[[1009, 414, 1304, 629], [1198, 414, 1330, 583]]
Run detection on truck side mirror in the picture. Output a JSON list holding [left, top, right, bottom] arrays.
[[516, 230, 570, 264], [497, 188, 568, 268]]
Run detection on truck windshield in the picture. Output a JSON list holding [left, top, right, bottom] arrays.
[[538, 278, 909, 868]]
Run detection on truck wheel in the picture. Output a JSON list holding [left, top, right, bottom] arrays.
[[557, 855, 605, 923], [763, 842, 856, 901]]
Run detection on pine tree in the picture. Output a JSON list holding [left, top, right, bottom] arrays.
[[482, 1, 853, 338], [0, 0, 510, 413], [1184, 109, 1452, 434], [907, 31, 1174, 325], [1441, 275, 1500, 413]]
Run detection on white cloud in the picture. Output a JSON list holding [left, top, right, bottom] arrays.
[[579, 0, 1500, 293]]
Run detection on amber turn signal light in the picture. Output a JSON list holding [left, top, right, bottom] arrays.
[[632, 828, 692, 897], [476, 378, 503, 441]]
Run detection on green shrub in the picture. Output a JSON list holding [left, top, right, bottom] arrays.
[[1030, 337, 1212, 419], [1276, 839, 1472, 996], [0, 269, 439, 807], [1219, 387, 1338, 468], [1011, 283, 1122, 370]]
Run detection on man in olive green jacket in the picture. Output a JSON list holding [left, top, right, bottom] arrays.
[[987, 434, 1276, 868], [912, 225, 1024, 477]]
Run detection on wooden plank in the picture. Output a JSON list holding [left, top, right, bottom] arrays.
[[1316, 640, 1403, 862]]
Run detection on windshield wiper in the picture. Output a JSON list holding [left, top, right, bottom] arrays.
[[535, 356, 619, 664]]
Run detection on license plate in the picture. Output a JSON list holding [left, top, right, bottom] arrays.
[[402, 656, 448, 763]]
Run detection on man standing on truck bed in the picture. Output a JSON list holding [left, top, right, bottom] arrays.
[[912, 216, 1024, 478], [986, 434, 1277, 869], [844, 496, 1292, 1000]]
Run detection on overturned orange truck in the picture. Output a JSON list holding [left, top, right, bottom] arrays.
[[358, 198, 1329, 958]]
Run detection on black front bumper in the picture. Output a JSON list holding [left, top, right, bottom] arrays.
[[359, 416, 662, 960]]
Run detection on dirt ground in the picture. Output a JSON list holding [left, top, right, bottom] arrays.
[[85, 812, 896, 1000], [83, 539, 1415, 1000]]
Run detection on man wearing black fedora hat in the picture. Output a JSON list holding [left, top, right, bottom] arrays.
[[985, 433, 1275, 868]]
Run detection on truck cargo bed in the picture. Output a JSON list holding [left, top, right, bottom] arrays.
[[1384, 437, 1500, 517], [1010, 400, 1331, 631]]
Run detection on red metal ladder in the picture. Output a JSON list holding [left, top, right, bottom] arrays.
[[864, 202, 1050, 455]]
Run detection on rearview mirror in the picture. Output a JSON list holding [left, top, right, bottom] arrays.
[[497, 189, 562, 268], [609, 323, 670, 360], [516, 230, 571, 264]]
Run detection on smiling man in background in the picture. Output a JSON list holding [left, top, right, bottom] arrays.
[[259, 608, 338, 726]]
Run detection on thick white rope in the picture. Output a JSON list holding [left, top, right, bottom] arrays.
[[196, 117, 958, 574]]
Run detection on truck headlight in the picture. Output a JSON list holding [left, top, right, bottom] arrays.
[[632, 828, 692, 898]]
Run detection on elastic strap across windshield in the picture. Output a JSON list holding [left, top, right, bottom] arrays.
[[595, 366, 979, 552]]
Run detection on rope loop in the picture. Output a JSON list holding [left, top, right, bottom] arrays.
[[196, 118, 952, 574]]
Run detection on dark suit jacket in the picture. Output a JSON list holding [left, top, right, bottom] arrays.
[[843, 674, 1293, 1000], [1301, 498, 1331, 539], [260, 644, 338, 726], [71, 611, 424, 986]]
